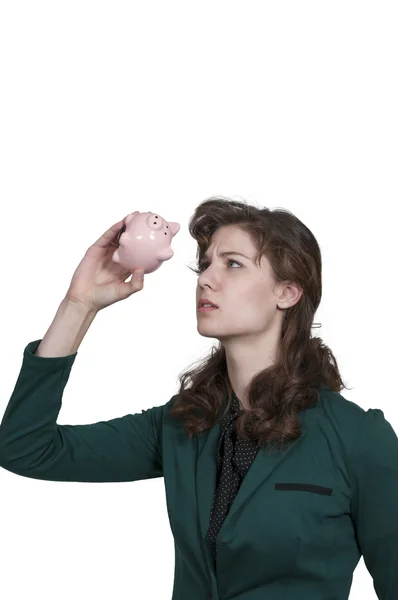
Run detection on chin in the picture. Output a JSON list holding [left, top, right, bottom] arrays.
[[197, 323, 216, 335]]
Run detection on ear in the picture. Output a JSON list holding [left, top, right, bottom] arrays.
[[277, 282, 303, 308]]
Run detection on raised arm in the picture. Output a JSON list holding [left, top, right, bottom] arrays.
[[0, 217, 166, 483]]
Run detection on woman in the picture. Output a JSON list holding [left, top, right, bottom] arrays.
[[0, 196, 397, 600]]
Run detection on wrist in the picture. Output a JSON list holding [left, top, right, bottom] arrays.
[[63, 295, 99, 319]]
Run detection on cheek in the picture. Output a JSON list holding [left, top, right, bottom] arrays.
[[239, 287, 273, 312], [245, 293, 276, 323], [230, 296, 274, 325]]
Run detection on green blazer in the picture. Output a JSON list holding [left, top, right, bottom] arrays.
[[1, 340, 398, 600]]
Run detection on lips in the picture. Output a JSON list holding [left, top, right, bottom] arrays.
[[198, 298, 218, 309]]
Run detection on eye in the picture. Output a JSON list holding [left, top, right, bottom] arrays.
[[193, 259, 242, 274]]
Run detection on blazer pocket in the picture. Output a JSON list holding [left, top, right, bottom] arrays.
[[275, 483, 333, 496]]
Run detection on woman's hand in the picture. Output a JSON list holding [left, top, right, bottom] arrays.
[[65, 217, 145, 312]]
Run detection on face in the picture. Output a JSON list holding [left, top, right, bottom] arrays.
[[195, 225, 298, 343]]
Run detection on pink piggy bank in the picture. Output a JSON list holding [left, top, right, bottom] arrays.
[[111, 211, 180, 274]]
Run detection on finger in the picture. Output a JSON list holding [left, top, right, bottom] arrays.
[[112, 222, 126, 247], [92, 219, 126, 249]]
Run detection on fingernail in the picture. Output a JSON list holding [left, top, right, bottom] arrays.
[[137, 270, 144, 279]]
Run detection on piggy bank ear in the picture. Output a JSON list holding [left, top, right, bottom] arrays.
[[125, 211, 140, 225], [168, 222, 180, 236]]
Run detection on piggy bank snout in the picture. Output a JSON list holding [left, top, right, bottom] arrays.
[[146, 214, 163, 230]]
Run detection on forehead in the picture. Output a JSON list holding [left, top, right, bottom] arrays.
[[205, 225, 255, 251]]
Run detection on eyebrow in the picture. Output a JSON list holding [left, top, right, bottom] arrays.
[[202, 251, 251, 261]]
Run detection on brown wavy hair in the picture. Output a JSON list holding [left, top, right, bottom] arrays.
[[168, 195, 350, 452]]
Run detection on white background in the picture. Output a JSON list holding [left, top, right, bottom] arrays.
[[0, 1, 397, 598]]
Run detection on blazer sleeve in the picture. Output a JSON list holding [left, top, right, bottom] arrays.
[[0, 339, 168, 483], [348, 407, 398, 599]]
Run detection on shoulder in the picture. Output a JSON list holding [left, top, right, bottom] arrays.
[[315, 387, 398, 460], [316, 387, 368, 423]]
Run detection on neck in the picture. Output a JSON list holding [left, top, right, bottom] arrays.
[[224, 328, 281, 409]]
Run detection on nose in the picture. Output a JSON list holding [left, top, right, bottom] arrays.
[[197, 265, 215, 283]]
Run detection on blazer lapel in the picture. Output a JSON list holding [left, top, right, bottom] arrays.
[[196, 421, 221, 542], [195, 415, 307, 543]]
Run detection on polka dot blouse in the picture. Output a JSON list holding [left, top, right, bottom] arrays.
[[205, 391, 260, 569]]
